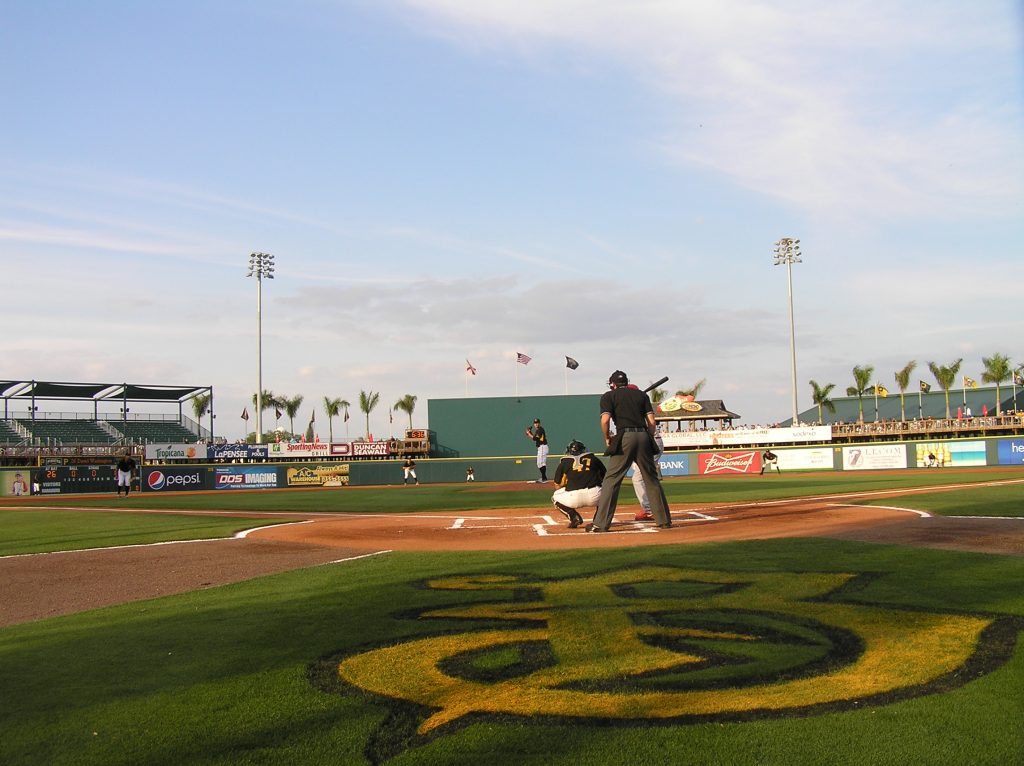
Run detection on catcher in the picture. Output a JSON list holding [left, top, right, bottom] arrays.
[[551, 439, 606, 529]]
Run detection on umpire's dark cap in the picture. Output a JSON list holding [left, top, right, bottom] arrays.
[[608, 370, 629, 386]]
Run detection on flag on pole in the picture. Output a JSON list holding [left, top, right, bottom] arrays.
[[1014, 371, 1024, 386], [516, 352, 532, 365], [874, 384, 889, 397], [310, 409, 315, 422], [241, 407, 250, 421], [344, 410, 350, 422], [275, 408, 283, 421], [389, 409, 393, 424], [565, 356, 579, 370], [466, 359, 477, 375], [963, 376, 978, 388], [919, 381, 931, 393]]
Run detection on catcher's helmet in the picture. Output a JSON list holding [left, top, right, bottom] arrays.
[[608, 370, 629, 386], [566, 439, 586, 456]]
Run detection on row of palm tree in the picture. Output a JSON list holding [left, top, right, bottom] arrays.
[[809, 353, 1020, 423], [242, 390, 418, 441]]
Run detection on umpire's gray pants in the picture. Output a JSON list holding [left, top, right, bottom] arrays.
[[591, 431, 671, 530]]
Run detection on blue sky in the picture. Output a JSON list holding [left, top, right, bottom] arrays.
[[3, 1, 1022, 440]]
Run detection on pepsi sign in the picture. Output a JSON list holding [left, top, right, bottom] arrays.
[[142, 467, 207, 492]]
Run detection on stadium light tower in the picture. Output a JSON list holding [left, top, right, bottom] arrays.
[[247, 252, 275, 443], [773, 237, 802, 425]]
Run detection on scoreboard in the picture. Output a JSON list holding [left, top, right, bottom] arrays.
[[36, 465, 119, 495]]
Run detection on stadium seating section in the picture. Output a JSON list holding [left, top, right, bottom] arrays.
[[8, 418, 198, 445]]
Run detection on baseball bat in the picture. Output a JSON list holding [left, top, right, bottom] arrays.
[[643, 376, 669, 394]]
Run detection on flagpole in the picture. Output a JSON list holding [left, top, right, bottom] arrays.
[[565, 367, 568, 396], [874, 385, 878, 422], [515, 360, 519, 397], [918, 388, 923, 420]]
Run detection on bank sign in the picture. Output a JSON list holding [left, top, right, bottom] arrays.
[[998, 439, 1024, 465]]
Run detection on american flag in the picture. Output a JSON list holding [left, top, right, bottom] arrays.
[[466, 359, 477, 375], [517, 352, 532, 365]]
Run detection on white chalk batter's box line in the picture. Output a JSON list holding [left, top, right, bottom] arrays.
[[448, 510, 719, 535]]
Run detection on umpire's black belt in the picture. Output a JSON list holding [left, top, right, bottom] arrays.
[[618, 427, 648, 432]]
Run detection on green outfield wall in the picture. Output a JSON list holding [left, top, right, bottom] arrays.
[[427, 394, 604, 458]]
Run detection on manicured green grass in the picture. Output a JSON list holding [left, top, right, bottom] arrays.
[[0, 509, 282, 556], [1, 540, 1022, 765], [862, 482, 1024, 518]]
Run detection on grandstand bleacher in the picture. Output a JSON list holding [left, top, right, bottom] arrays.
[[110, 420, 198, 444]]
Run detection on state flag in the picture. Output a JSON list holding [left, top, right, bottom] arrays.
[[874, 384, 889, 397], [919, 381, 931, 393], [466, 359, 477, 375], [516, 352, 532, 365], [963, 376, 978, 389], [1014, 371, 1024, 386], [565, 356, 579, 370]]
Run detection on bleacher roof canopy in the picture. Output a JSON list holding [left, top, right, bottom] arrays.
[[1, 380, 210, 403]]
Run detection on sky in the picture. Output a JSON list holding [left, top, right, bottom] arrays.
[[2, 1, 1022, 441]]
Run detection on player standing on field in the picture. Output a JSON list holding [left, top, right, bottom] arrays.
[[525, 418, 549, 483], [402, 458, 419, 485], [115, 453, 136, 497]]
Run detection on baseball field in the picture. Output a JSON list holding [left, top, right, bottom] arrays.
[[1, 468, 1023, 765]]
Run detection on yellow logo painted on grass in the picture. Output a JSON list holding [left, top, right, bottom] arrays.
[[333, 568, 995, 735]]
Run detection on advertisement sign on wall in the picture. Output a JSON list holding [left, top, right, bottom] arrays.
[[998, 439, 1024, 466], [626, 454, 690, 478], [213, 466, 280, 490], [269, 442, 332, 459], [842, 445, 907, 470], [698, 451, 760, 475], [914, 441, 987, 468], [144, 443, 209, 461], [142, 466, 208, 492], [352, 441, 391, 458], [776, 448, 834, 471], [285, 464, 350, 487], [0, 468, 34, 497], [210, 444, 269, 461], [661, 425, 831, 449]]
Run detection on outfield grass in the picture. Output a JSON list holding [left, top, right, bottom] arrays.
[[862, 482, 1024, 518], [0, 509, 283, 556], [1, 540, 1021, 765]]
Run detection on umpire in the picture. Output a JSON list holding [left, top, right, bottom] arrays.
[[588, 370, 672, 532]]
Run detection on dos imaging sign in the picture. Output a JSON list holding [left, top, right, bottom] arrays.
[[213, 466, 280, 490]]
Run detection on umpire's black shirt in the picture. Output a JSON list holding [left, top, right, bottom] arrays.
[[599, 386, 653, 429]]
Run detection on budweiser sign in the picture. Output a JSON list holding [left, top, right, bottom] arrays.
[[699, 451, 759, 475]]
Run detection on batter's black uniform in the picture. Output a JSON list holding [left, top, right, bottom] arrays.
[[590, 385, 671, 530]]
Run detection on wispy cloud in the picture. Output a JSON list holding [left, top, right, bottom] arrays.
[[396, 1, 1024, 219]]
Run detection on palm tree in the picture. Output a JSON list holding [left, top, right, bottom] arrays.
[[323, 396, 343, 443], [251, 389, 279, 415], [191, 392, 211, 425], [808, 380, 836, 424], [894, 360, 917, 421], [845, 365, 875, 423], [674, 378, 707, 399], [393, 394, 418, 430], [928, 358, 963, 418], [358, 390, 380, 439], [981, 353, 1012, 415], [649, 386, 667, 406], [281, 394, 304, 435]]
